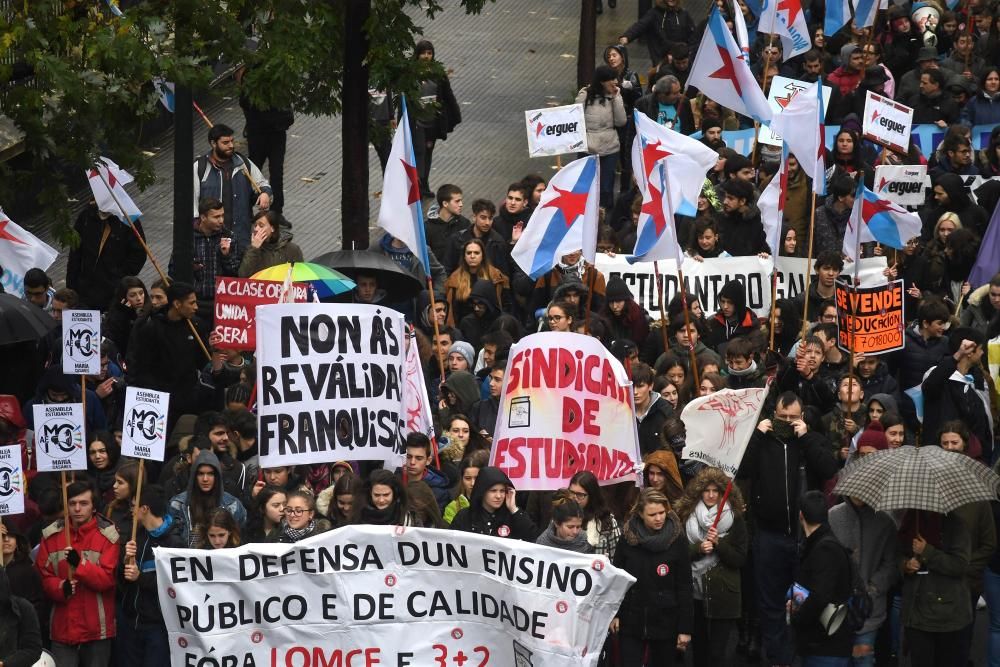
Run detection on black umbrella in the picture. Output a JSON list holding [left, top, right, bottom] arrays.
[[0, 293, 57, 344], [311, 250, 424, 301]]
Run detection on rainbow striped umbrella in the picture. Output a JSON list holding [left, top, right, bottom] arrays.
[[250, 262, 356, 298]]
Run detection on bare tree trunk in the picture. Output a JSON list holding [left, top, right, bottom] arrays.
[[172, 1, 194, 283], [577, 0, 597, 89], [341, 0, 372, 251]]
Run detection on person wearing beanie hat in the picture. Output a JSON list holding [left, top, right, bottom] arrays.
[[718, 179, 769, 257], [883, 8, 923, 81], [855, 421, 889, 456], [921, 326, 991, 462], [700, 117, 725, 151], [828, 44, 865, 96], [447, 340, 475, 374], [602, 277, 650, 348]]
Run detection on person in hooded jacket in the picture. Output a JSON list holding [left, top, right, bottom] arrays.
[[437, 370, 481, 429], [458, 279, 500, 348], [705, 279, 757, 354], [675, 467, 747, 667], [65, 202, 147, 312], [168, 450, 248, 547], [856, 356, 900, 404], [237, 210, 304, 277], [450, 466, 537, 540], [116, 484, 184, 667], [922, 173, 989, 238], [414, 290, 462, 344], [602, 276, 649, 348], [611, 488, 693, 665], [644, 448, 686, 505], [535, 491, 594, 554], [0, 567, 42, 667], [961, 273, 1000, 333], [618, 0, 696, 66]]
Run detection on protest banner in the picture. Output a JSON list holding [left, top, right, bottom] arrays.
[[525, 104, 588, 157], [32, 403, 86, 471], [862, 92, 914, 154], [595, 254, 887, 317], [873, 165, 929, 207], [214, 277, 309, 351], [489, 332, 642, 491], [0, 445, 24, 516], [62, 310, 101, 376], [121, 386, 170, 461], [156, 524, 635, 667], [681, 386, 769, 476], [758, 76, 832, 146], [397, 326, 435, 469], [835, 279, 905, 355], [256, 303, 408, 468]]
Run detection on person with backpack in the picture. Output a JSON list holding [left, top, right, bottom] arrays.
[[829, 492, 900, 666], [789, 491, 854, 666]]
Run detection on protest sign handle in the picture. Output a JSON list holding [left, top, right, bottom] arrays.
[[710, 479, 734, 531], [80, 375, 86, 445], [768, 270, 778, 351], [751, 15, 778, 168], [800, 193, 818, 341], [60, 470, 76, 581], [192, 100, 213, 129], [677, 269, 701, 390], [130, 459, 145, 554], [584, 267, 595, 335]]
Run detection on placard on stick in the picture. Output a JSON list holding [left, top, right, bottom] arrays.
[[0, 445, 25, 516], [836, 279, 906, 355], [525, 103, 588, 157], [33, 404, 87, 471], [862, 92, 914, 154], [62, 310, 101, 375], [121, 387, 170, 461]]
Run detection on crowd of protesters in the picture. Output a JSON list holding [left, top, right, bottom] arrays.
[[2, 1, 1000, 666]]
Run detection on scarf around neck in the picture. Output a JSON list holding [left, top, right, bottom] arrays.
[[282, 519, 315, 542], [624, 513, 677, 552], [686, 500, 734, 598]]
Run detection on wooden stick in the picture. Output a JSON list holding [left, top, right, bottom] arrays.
[[768, 269, 779, 351], [678, 269, 701, 390], [192, 100, 213, 129], [584, 266, 596, 335], [80, 375, 86, 446], [61, 470, 74, 582], [426, 278, 447, 386], [800, 192, 819, 341], [752, 16, 779, 168], [130, 459, 145, 546], [653, 261, 670, 359]]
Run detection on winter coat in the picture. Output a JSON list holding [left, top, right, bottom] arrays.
[[575, 89, 627, 157], [737, 429, 839, 536], [405, 465, 453, 511], [717, 205, 769, 257], [792, 525, 854, 657], [425, 213, 471, 265], [470, 396, 499, 437], [813, 198, 853, 257], [901, 512, 972, 632], [445, 268, 510, 326], [444, 227, 510, 277], [906, 88, 960, 126], [536, 521, 595, 553], [104, 300, 142, 359], [408, 73, 461, 142], [126, 309, 212, 413], [117, 513, 185, 628], [603, 299, 650, 348], [238, 233, 304, 277], [192, 152, 272, 250], [860, 364, 900, 403], [921, 357, 992, 459], [960, 283, 999, 332], [168, 450, 248, 547], [528, 263, 607, 318], [0, 570, 41, 667], [35, 513, 120, 644], [613, 512, 694, 639], [828, 501, 900, 635], [270, 518, 332, 544], [634, 92, 695, 135], [685, 512, 747, 619], [705, 279, 758, 352], [925, 173, 989, 236], [887, 323, 949, 403], [953, 500, 997, 595], [443, 494, 469, 525], [65, 205, 147, 311], [637, 394, 674, 456], [450, 467, 537, 540], [622, 5, 696, 65]]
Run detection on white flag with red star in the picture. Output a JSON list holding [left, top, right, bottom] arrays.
[[0, 209, 58, 297], [376, 96, 431, 275], [86, 157, 142, 224]]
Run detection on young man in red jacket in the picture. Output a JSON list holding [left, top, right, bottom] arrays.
[[35, 480, 120, 666]]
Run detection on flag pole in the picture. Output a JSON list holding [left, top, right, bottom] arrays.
[[710, 478, 734, 531], [129, 459, 145, 559], [800, 193, 818, 341], [653, 261, 671, 361], [426, 278, 447, 391], [94, 165, 212, 362], [752, 11, 780, 168]]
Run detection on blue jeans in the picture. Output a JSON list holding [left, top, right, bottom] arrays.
[[753, 528, 798, 666], [851, 629, 878, 667], [597, 153, 618, 210], [984, 568, 1000, 667], [115, 610, 171, 667], [888, 592, 902, 655], [801, 657, 851, 667]]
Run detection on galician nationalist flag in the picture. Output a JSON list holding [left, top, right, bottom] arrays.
[[769, 80, 827, 196], [0, 209, 59, 297], [825, 0, 853, 38], [758, 0, 812, 58], [758, 147, 788, 256], [843, 181, 922, 263], [629, 111, 719, 263], [731, 0, 751, 58], [86, 157, 143, 224], [688, 6, 773, 124], [376, 96, 431, 276], [511, 156, 600, 280]]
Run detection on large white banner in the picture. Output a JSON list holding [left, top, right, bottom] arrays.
[[121, 387, 170, 461], [490, 332, 642, 491], [595, 254, 888, 317], [681, 386, 769, 476], [33, 403, 86, 472], [62, 309, 101, 376], [525, 104, 588, 157], [156, 525, 635, 667], [256, 304, 407, 468], [0, 445, 25, 516]]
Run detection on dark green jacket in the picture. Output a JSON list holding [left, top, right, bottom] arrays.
[[688, 514, 748, 619], [901, 513, 972, 633]]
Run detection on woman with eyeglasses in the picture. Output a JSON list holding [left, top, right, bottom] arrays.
[[569, 471, 622, 559], [271, 490, 329, 543], [545, 301, 575, 333]]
